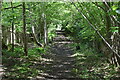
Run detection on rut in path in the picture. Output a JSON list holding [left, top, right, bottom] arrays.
[[38, 30, 80, 79]]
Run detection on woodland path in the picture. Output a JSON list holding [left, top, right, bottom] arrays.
[[37, 30, 80, 80], [39, 43, 79, 80]]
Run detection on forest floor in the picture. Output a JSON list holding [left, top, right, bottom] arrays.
[[2, 30, 120, 80], [36, 30, 80, 79], [38, 42, 80, 80], [33, 42, 120, 80], [2, 41, 120, 80]]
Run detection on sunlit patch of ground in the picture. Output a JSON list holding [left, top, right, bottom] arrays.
[[72, 50, 120, 79]]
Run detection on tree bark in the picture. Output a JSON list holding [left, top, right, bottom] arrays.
[[43, 13, 47, 46], [103, 2, 112, 42], [117, 2, 120, 66], [32, 26, 43, 47], [11, 2, 14, 52], [22, 2, 28, 56], [0, 2, 3, 79], [0, 1, 2, 65]]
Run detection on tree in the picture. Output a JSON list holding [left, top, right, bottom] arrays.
[[22, 2, 28, 56], [0, 1, 2, 65], [72, 2, 120, 66], [43, 13, 47, 46], [11, 2, 14, 52]]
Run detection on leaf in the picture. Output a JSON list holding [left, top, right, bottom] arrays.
[[110, 27, 119, 32], [111, 27, 119, 29], [111, 30, 118, 32], [112, 5, 118, 11]]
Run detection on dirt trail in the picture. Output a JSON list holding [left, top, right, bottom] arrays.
[[38, 43, 80, 80]]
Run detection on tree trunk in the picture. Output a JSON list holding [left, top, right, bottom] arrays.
[[43, 13, 47, 46], [11, 2, 14, 52], [0, 1, 2, 57], [38, 9, 42, 42], [72, 2, 120, 60], [22, 2, 28, 56], [32, 26, 43, 47], [0, 2, 3, 79], [104, 2, 112, 51], [111, 32, 120, 66], [103, 2, 120, 66], [117, 2, 120, 65]]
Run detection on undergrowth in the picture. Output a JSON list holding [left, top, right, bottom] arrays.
[[2, 47, 45, 79], [71, 43, 120, 80]]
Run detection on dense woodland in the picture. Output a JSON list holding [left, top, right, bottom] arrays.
[[0, 1, 120, 80]]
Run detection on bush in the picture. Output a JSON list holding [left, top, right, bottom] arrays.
[[2, 48, 24, 58]]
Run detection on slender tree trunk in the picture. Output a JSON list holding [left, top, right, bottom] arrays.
[[22, 2, 28, 56], [0, 2, 3, 79], [0, 1, 2, 65], [72, 2, 120, 59], [103, 2, 120, 66], [105, 13, 111, 43], [118, 22, 120, 65], [104, 2, 112, 46], [11, 2, 14, 52], [38, 8, 42, 42], [117, 2, 120, 65], [32, 26, 43, 47], [43, 13, 47, 46]]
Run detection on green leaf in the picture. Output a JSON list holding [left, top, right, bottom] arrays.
[[112, 5, 118, 11]]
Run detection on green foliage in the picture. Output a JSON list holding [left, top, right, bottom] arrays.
[[2, 47, 45, 79], [48, 32, 56, 42], [71, 43, 119, 79], [110, 26, 119, 32], [2, 48, 24, 58], [112, 5, 118, 11], [2, 2, 120, 79], [28, 47, 45, 58], [48, 25, 56, 42]]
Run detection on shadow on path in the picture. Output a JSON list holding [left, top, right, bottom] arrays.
[[38, 43, 80, 80]]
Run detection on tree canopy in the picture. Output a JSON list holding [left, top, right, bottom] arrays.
[[1, 1, 120, 79]]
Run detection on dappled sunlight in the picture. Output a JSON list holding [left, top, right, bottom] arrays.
[[72, 44, 120, 79], [1, 2, 120, 80], [40, 58, 53, 62], [35, 42, 79, 79]]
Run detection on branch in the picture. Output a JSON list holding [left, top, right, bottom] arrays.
[[3, 4, 22, 10], [78, 3, 104, 29], [102, 0, 111, 10], [27, 9, 43, 47], [111, 15, 120, 24], [92, 2, 106, 11], [32, 26, 43, 47], [102, 1, 120, 25], [72, 2, 120, 58], [93, 2, 120, 24]]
